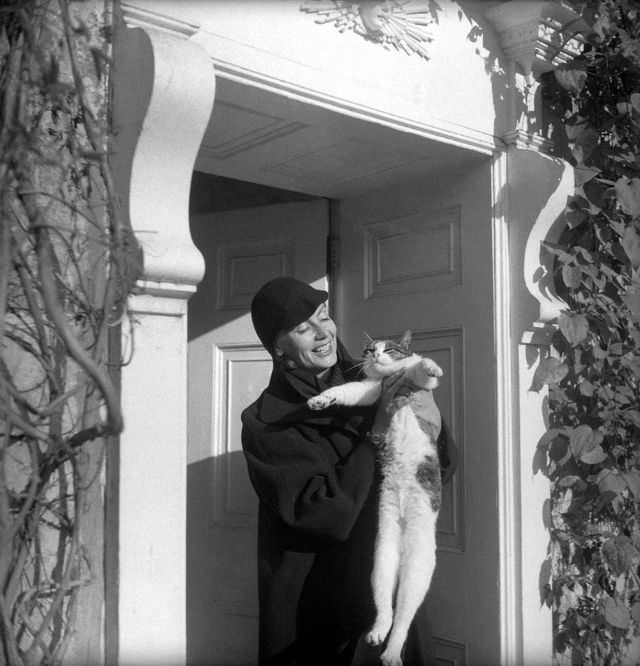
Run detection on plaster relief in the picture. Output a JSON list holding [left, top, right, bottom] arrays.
[[300, 0, 438, 60]]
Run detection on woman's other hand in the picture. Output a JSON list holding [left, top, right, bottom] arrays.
[[371, 370, 406, 438]]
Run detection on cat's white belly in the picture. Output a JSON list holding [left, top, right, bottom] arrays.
[[379, 407, 440, 517], [384, 408, 438, 464]]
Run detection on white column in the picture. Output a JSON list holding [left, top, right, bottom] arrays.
[[518, 324, 556, 666], [111, 7, 215, 663], [504, 146, 574, 666]]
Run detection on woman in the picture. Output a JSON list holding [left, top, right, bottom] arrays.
[[241, 277, 456, 666]]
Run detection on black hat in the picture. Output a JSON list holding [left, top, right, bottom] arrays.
[[250, 277, 328, 354]]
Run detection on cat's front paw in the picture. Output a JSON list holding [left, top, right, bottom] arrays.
[[307, 391, 337, 411], [421, 358, 443, 389]]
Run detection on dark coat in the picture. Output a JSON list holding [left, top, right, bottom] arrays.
[[241, 342, 456, 666]]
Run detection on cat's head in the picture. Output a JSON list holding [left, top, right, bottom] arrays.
[[361, 330, 412, 379]]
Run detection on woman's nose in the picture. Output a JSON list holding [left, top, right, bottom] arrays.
[[312, 321, 329, 338]]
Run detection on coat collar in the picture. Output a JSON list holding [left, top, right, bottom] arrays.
[[258, 339, 364, 428]]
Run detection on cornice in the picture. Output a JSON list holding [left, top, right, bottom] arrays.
[[120, 2, 200, 38], [483, 1, 588, 77], [502, 128, 554, 154]]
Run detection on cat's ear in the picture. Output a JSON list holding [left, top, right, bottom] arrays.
[[363, 332, 374, 345], [399, 330, 412, 349]]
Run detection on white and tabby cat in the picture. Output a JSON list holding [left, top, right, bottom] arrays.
[[307, 331, 443, 666]]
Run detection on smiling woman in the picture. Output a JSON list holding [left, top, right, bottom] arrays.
[[240, 277, 457, 665], [274, 300, 338, 374]]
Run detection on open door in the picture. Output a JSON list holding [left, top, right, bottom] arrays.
[[336, 160, 499, 665], [187, 198, 329, 665]]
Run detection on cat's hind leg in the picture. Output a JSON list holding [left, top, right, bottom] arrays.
[[380, 499, 438, 666], [365, 493, 401, 648]]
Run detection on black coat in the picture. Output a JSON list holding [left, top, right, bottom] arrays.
[[241, 342, 456, 665]]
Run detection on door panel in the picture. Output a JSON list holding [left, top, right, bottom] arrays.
[[187, 199, 329, 665], [336, 162, 498, 665]]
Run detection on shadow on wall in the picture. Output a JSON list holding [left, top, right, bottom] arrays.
[[187, 172, 317, 342]]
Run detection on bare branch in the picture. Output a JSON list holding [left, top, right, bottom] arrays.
[[35, 227, 122, 437]]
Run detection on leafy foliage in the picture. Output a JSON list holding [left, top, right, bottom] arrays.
[[537, 1, 640, 663]]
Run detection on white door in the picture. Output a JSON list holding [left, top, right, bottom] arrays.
[[187, 199, 329, 665], [336, 161, 499, 666]]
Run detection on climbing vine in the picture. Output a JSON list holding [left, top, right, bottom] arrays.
[[536, 1, 640, 663], [0, 1, 139, 663]]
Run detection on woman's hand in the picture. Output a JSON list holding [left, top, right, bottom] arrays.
[[369, 370, 406, 439], [379, 369, 406, 412]]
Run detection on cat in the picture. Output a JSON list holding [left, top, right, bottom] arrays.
[[307, 330, 443, 666]]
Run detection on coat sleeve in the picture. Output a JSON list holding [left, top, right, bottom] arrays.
[[241, 410, 375, 542], [438, 419, 458, 485]]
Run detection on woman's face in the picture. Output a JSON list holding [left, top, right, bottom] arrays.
[[275, 302, 338, 374]]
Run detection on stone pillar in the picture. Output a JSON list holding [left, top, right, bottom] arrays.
[[504, 115, 575, 666], [111, 5, 215, 663]]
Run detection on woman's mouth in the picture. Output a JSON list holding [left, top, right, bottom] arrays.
[[313, 342, 333, 356]]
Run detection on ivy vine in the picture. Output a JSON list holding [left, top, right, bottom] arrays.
[[0, 1, 139, 662], [536, 1, 640, 663]]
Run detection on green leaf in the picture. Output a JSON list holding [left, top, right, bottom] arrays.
[[603, 536, 640, 575], [621, 282, 640, 318], [569, 424, 605, 463], [574, 166, 601, 186], [559, 312, 589, 346], [555, 67, 588, 93], [565, 207, 587, 228], [621, 225, 640, 268], [617, 101, 633, 116], [548, 435, 571, 466], [615, 177, 640, 217], [603, 597, 630, 629], [579, 379, 594, 397], [532, 357, 568, 389], [631, 92, 640, 115], [570, 126, 599, 165], [597, 469, 627, 495], [558, 474, 583, 487], [622, 470, 640, 499], [624, 410, 640, 428], [580, 444, 607, 465], [561, 264, 582, 289]]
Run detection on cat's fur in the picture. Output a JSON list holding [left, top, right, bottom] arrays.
[[307, 331, 443, 666]]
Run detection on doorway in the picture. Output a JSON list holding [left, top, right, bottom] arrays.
[[186, 77, 496, 665]]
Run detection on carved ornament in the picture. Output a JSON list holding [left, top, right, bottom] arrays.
[[299, 1, 438, 60]]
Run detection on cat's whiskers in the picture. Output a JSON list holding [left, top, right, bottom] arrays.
[[352, 358, 370, 371]]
